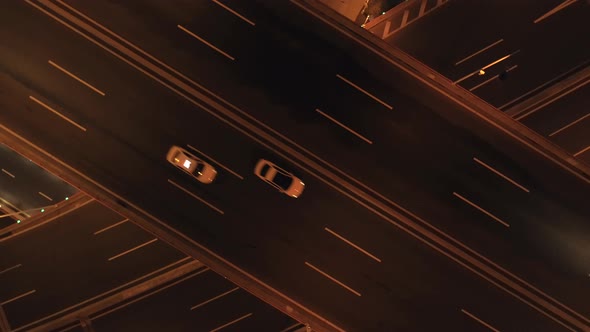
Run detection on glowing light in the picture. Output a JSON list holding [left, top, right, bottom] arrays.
[[17, 220, 21, 224], [65, 197, 69, 201], [41, 208, 45, 213], [183, 160, 192, 169]]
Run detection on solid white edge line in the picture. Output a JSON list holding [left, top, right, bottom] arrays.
[[48, 60, 106, 96], [211, 0, 256, 26], [177, 24, 235, 61], [187, 144, 244, 179], [315, 109, 373, 144], [28, 96, 87, 131], [167, 179, 225, 214], [472, 157, 530, 193], [453, 192, 510, 227]]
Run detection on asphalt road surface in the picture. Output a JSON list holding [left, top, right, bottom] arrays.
[[390, 0, 590, 108], [0, 144, 76, 223], [88, 268, 301, 332], [0, 199, 185, 330], [0, 1, 589, 331], [1, 196, 301, 332], [519, 82, 590, 162], [382, 0, 590, 166]]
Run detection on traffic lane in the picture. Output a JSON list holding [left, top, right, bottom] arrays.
[[50, 0, 389, 148], [1, 56, 588, 332], [25, 0, 495, 231], [62, 0, 351, 72], [2, 57, 568, 332], [0, 199, 186, 329], [90, 0, 256, 59], [55, 0, 348, 105], [0, 0, 254, 202], [8, 0, 590, 320], [216, 180, 570, 332], [0, 50, 406, 331], [0, 145, 76, 211], [316, 82, 590, 313], [165, 150, 580, 332], [17, 0, 590, 290], [537, 85, 590, 154], [449, 2, 590, 101], [390, 0, 579, 79], [388, 1, 510, 79], [550, 117, 590, 155], [454, 51, 520, 91], [8, 0, 590, 322], [1, 0, 325, 178], [2, 0, 276, 165], [520, 83, 590, 135], [0, 144, 76, 207], [0, 201, 117, 306], [0, 0, 280, 247], [276, 0, 590, 224], [338, 226, 570, 332], [471, 17, 590, 108], [444, 41, 519, 84], [91, 269, 297, 332], [55, 0, 382, 159], [452, 157, 590, 277], [55, 0, 590, 222], [408, 4, 589, 95], [0, 0, 198, 153], [4, 0, 402, 260]]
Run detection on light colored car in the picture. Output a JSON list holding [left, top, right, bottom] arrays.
[[254, 159, 305, 198], [166, 146, 217, 184]]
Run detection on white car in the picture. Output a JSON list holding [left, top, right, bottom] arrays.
[[254, 159, 305, 198], [166, 146, 217, 184]]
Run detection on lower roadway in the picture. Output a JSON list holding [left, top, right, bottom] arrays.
[[1, 196, 299, 332]]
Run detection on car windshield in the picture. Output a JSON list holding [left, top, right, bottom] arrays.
[[272, 171, 293, 190], [260, 164, 270, 175], [194, 162, 205, 174]]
